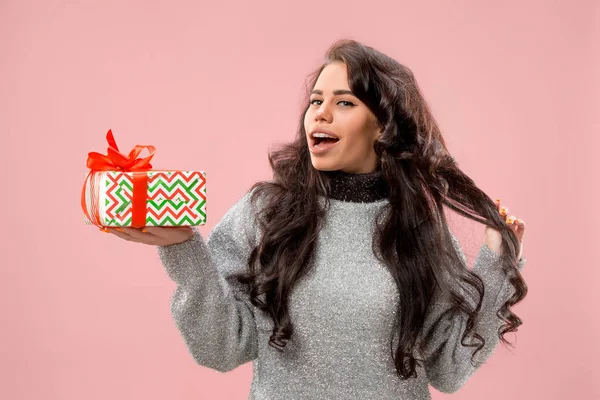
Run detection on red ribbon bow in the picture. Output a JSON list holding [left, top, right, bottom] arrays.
[[81, 129, 156, 230]]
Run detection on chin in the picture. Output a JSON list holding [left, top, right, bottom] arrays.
[[310, 159, 340, 172]]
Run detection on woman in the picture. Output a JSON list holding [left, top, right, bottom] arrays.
[[108, 39, 527, 399]]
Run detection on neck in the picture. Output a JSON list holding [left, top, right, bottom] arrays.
[[322, 168, 389, 203]]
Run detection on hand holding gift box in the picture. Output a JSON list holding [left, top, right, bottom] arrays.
[[81, 130, 206, 240]]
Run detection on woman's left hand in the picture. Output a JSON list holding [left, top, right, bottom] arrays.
[[484, 199, 526, 260]]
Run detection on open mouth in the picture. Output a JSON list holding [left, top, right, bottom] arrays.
[[310, 135, 341, 154], [313, 137, 340, 146]]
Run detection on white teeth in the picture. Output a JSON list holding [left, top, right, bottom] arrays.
[[312, 133, 337, 139]]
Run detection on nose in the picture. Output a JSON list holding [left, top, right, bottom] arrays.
[[314, 102, 332, 122]]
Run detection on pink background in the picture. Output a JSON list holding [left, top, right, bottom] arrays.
[[2, 0, 598, 399]]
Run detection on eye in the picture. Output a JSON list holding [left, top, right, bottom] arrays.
[[309, 99, 356, 107]]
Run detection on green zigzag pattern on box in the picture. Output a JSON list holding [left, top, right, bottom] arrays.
[[103, 170, 207, 226]]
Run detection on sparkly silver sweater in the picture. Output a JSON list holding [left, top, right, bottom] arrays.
[[157, 171, 526, 399]]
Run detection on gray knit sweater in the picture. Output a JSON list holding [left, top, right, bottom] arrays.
[[157, 174, 526, 399]]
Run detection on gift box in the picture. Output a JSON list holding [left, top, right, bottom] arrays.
[[81, 130, 206, 230]]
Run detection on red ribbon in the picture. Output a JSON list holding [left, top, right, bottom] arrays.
[[81, 129, 156, 230]]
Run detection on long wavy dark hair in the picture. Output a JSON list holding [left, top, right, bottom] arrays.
[[231, 39, 527, 380]]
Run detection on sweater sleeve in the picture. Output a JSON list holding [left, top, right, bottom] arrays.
[[156, 190, 260, 373], [421, 232, 526, 393]]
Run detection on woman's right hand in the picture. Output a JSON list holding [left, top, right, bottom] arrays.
[[106, 226, 195, 246]]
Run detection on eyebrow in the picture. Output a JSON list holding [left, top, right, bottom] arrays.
[[310, 89, 355, 96]]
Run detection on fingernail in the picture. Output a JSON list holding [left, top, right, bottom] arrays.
[[141, 228, 147, 233], [116, 227, 124, 232], [507, 216, 515, 224], [495, 198, 501, 204], [500, 207, 508, 215], [99, 227, 110, 233]]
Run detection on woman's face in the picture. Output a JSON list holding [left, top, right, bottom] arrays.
[[304, 61, 382, 174]]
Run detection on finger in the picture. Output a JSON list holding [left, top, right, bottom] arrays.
[[120, 227, 166, 245], [516, 218, 526, 237], [513, 217, 522, 229], [499, 206, 508, 220], [495, 198, 501, 211], [506, 215, 516, 225], [507, 218, 516, 232], [507, 217, 525, 241], [107, 227, 163, 245], [121, 227, 157, 239], [108, 228, 143, 243], [146, 226, 194, 241]]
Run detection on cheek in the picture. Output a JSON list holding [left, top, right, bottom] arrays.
[[303, 110, 313, 130], [343, 132, 371, 155]]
